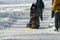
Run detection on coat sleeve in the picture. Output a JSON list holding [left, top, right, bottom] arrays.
[[52, 0, 57, 11]]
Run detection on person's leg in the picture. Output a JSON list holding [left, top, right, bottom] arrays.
[[36, 16, 40, 29], [58, 19, 60, 28], [26, 15, 33, 28], [40, 10, 43, 21], [58, 13, 60, 29], [55, 13, 59, 31], [26, 19, 32, 28], [30, 16, 36, 28], [37, 9, 43, 28]]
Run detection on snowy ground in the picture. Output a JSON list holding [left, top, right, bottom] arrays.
[[0, 0, 60, 40]]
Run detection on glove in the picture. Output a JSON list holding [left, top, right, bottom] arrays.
[[51, 11, 55, 18]]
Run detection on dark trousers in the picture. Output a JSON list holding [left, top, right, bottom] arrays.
[[37, 8, 43, 21], [30, 16, 39, 28], [40, 10, 43, 21], [55, 12, 60, 30], [26, 15, 40, 29]]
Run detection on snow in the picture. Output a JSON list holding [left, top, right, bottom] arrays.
[[0, 27, 60, 40], [0, 0, 60, 40]]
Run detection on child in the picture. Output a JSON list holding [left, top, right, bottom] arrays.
[[26, 4, 39, 29]]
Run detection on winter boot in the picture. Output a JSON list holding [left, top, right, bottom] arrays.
[[54, 28, 58, 31], [26, 23, 31, 28], [36, 25, 40, 29]]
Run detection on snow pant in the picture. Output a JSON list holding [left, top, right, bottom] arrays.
[[26, 8, 43, 29], [55, 12, 60, 30], [30, 16, 39, 28], [37, 8, 43, 21], [26, 14, 40, 29], [40, 10, 43, 21]]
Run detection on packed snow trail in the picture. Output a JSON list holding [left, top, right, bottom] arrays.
[[0, 0, 60, 40], [0, 4, 60, 40], [0, 27, 60, 40]]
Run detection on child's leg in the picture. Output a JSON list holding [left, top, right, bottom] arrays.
[[26, 16, 33, 28], [26, 22, 32, 28], [31, 17, 37, 28], [58, 19, 60, 28], [36, 16, 40, 29], [31, 16, 40, 29]]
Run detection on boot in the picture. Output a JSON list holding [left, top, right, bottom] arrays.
[[26, 23, 31, 28], [54, 29, 58, 31], [36, 25, 40, 29]]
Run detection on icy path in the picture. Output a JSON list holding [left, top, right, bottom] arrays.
[[0, 0, 60, 40], [0, 27, 60, 40], [0, 9, 60, 40]]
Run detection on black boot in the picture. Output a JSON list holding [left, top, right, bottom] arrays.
[[26, 23, 31, 28], [36, 25, 40, 29], [54, 28, 58, 31], [56, 28, 58, 31]]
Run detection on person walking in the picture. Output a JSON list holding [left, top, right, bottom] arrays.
[[26, 4, 39, 29], [51, 0, 60, 31], [35, 0, 45, 28], [26, 0, 45, 29]]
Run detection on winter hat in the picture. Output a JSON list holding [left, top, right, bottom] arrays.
[[32, 4, 36, 7], [31, 4, 37, 10]]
